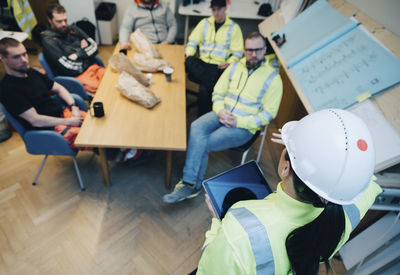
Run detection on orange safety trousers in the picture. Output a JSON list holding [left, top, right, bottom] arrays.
[[75, 64, 105, 94], [54, 108, 91, 150]]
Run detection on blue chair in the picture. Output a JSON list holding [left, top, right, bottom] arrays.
[[1, 94, 88, 191], [38, 52, 104, 101]]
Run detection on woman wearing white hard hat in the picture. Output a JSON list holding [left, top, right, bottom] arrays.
[[196, 109, 382, 275]]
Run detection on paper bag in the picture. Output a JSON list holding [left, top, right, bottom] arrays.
[[133, 53, 172, 72], [116, 71, 161, 109], [130, 29, 162, 59], [109, 53, 149, 86]]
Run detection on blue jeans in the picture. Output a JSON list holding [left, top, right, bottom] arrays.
[[183, 112, 254, 188]]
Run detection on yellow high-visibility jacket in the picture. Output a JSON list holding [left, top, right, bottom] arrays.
[[212, 55, 282, 134], [197, 178, 382, 275], [8, 0, 37, 39], [185, 16, 243, 65]]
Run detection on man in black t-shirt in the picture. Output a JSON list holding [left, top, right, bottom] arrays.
[[0, 38, 83, 131], [0, 37, 143, 162], [1, 68, 63, 130]]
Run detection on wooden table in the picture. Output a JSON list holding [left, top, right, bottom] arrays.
[[75, 44, 187, 188]]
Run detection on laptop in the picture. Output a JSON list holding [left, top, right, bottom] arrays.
[[202, 160, 272, 219]]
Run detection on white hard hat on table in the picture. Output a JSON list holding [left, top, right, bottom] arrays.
[[281, 109, 375, 205]]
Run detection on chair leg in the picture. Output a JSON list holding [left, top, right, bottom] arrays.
[[72, 157, 85, 191], [186, 89, 198, 111], [241, 150, 249, 165], [32, 155, 48, 186], [256, 129, 268, 163]]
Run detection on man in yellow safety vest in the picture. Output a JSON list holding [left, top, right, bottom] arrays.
[[164, 32, 283, 203], [185, 0, 244, 117]]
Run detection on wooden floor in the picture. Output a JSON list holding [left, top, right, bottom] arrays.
[[0, 44, 345, 275]]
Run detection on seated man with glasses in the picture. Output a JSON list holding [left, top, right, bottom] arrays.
[[164, 32, 283, 203], [185, 0, 244, 117]]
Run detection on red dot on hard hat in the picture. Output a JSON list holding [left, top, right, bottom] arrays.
[[357, 139, 368, 151]]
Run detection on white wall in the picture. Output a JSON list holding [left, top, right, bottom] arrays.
[[59, 0, 99, 42], [60, 0, 400, 46], [94, 0, 178, 36], [61, 0, 262, 44]]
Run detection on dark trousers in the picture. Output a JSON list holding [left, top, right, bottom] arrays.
[[185, 56, 224, 117]]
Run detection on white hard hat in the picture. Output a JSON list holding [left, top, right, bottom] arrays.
[[281, 109, 375, 205]]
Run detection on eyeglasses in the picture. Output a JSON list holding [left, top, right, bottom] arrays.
[[244, 47, 265, 53]]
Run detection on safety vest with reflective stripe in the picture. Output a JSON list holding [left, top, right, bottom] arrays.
[[8, 0, 37, 39], [185, 16, 244, 65], [212, 55, 283, 134], [197, 178, 382, 275]]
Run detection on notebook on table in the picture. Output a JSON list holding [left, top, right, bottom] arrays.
[[202, 161, 272, 219]]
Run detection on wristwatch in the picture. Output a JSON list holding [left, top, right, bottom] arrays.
[[68, 102, 78, 108]]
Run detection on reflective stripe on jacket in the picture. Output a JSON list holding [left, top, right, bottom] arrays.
[[185, 16, 243, 65], [41, 24, 99, 77], [212, 55, 283, 134], [8, 0, 37, 39], [197, 178, 382, 275]]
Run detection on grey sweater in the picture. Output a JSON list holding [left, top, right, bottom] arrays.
[[119, 1, 177, 44]]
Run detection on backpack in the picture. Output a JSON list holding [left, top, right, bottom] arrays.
[[75, 18, 96, 40]]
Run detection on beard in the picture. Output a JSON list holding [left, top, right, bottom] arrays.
[[246, 58, 263, 70], [56, 26, 68, 34], [14, 66, 29, 74]]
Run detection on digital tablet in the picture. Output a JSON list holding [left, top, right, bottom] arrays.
[[202, 160, 272, 219]]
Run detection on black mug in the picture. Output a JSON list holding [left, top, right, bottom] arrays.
[[90, 101, 105, 118]]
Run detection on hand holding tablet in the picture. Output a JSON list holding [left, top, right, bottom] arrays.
[[203, 161, 272, 219]]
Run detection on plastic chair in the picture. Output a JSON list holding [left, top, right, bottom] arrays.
[[1, 94, 88, 191], [186, 78, 200, 111], [38, 52, 104, 101], [232, 125, 268, 165]]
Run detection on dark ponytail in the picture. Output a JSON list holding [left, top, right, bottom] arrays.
[[284, 153, 345, 275]]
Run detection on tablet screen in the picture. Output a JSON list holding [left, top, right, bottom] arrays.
[[203, 161, 272, 219]]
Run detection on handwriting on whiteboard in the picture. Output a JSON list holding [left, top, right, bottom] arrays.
[[300, 34, 380, 94], [291, 27, 400, 110]]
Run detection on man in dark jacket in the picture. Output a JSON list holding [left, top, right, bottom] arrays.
[[41, 4, 104, 94]]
